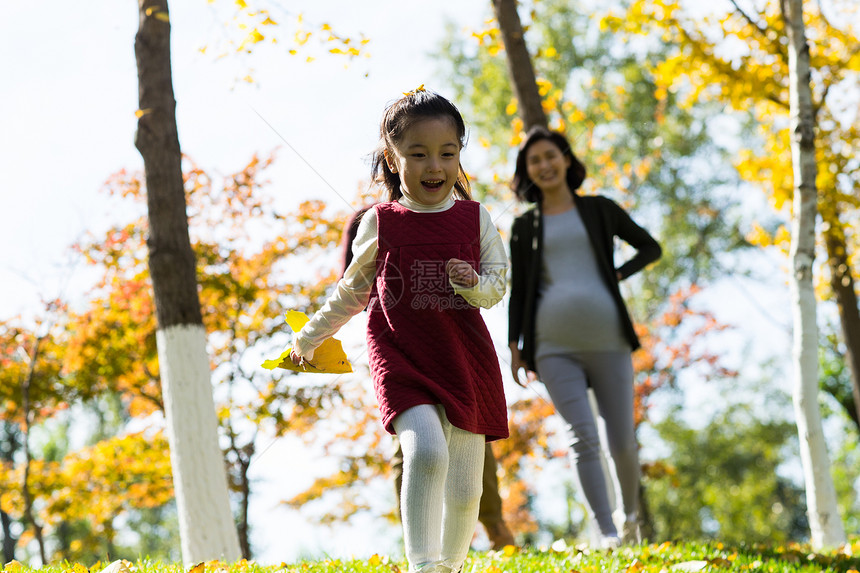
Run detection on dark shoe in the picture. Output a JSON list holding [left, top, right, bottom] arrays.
[[621, 520, 641, 545]]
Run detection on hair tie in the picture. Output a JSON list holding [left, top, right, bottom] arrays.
[[402, 84, 426, 96]]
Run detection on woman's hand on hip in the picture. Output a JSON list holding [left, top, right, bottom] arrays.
[[509, 342, 537, 387]]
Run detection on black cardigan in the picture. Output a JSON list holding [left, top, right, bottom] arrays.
[[508, 193, 662, 372]]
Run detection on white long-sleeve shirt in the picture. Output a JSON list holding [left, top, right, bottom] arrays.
[[294, 193, 508, 359]]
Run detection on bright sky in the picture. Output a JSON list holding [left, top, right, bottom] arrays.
[[1, 0, 805, 566], [0, 0, 494, 319]]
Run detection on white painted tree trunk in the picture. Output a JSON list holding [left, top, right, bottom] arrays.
[[782, 0, 846, 550], [157, 324, 241, 563], [135, 0, 242, 561]]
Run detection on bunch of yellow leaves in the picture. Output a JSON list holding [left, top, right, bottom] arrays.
[[261, 310, 352, 374]]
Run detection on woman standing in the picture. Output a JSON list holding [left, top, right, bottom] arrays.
[[507, 126, 661, 549]]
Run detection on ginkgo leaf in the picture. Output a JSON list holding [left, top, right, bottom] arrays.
[[671, 561, 708, 572], [284, 309, 310, 331], [261, 310, 352, 374], [100, 560, 132, 573]]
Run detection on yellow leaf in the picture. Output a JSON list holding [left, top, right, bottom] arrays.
[[248, 29, 264, 43], [235, 0, 247, 8], [367, 554, 381, 566], [261, 311, 353, 374], [261, 16, 277, 26], [187, 563, 205, 573], [154, 11, 169, 23], [4, 561, 24, 573], [285, 309, 310, 332]]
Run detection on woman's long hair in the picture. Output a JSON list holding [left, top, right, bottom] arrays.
[[511, 126, 586, 203], [370, 88, 472, 201]]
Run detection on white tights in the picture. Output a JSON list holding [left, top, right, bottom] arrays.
[[393, 404, 485, 573]]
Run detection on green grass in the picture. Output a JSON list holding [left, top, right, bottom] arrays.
[[5, 539, 860, 573]]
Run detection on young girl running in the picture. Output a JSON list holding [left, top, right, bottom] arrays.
[[290, 87, 509, 573]]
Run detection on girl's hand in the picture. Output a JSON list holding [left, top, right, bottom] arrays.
[[446, 258, 478, 288], [290, 347, 315, 370], [290, 349, 304, 366], [509, 342, 538, 387]]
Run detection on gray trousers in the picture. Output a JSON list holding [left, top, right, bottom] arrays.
[[536, 351, 640, 537]]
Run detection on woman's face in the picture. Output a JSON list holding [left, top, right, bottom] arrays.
[[525, 139, 571, 194]]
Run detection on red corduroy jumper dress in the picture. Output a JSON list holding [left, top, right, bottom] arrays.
[[366, 200, 508, 442]]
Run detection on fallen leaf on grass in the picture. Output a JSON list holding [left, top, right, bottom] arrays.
[[261, 310, 352, 374], [100, 561, 132, 573], [670, 561, 708, 572]]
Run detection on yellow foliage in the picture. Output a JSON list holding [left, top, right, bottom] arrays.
[[294, 30, 312, 46], [746, 222, 775, 248], [536, 78, 553, 96]]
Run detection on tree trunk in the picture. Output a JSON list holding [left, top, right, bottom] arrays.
[[236, 443, 253, 560], [134, 0, 241, 562], [822, 215, 860, 428], [21, 337, 47, 566], [1, 510, 15, 564], [1, 423, 20, 563], [491, 0, 548, 130], [781, 0, 846, 550], [227, 429, 254, 560]]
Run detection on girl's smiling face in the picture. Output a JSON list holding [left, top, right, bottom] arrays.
[[386, 117, 461, 206]]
